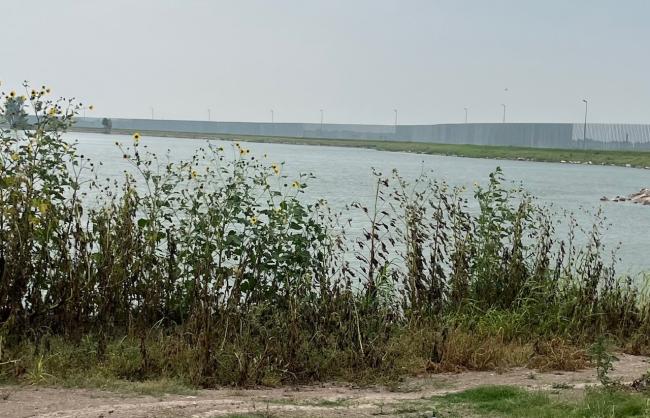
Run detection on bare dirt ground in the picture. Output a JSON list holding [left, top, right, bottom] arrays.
[[1, 353, 649, 418]]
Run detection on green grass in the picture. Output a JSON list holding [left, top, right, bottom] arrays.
[[15, 372, 195, 397], [431, 386, 650, 417], [75, 127, 650, 168], [56, 376, 196, 396], [0, 336, 196, 396], [231, 135, 650, 168]]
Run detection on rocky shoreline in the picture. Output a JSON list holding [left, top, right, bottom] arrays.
[[601, 188, 650, 204]]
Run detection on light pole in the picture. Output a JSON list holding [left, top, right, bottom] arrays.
[[150, 107, 154, 120], [270, 109, 274, 123], [320, 109, 324, 131], [501, 104, 506, 123], [464, 107, 468, 124], [83, 105, 94, 118], [208, 108, 211, 121], [393, 109, 398, 128], [582, 99, 588, 148]]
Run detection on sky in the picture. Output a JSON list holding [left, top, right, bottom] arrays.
[[2, 0, 649, 125]]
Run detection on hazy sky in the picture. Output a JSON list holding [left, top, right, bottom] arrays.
[[2, 0, 649, 124]]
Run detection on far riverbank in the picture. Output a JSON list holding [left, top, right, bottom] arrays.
[[71, 126, 650, 169]]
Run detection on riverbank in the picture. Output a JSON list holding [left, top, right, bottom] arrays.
[[72, 127, 650, 169], [3, 353, 650, 417]]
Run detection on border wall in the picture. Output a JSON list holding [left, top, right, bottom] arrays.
[[71, 117, 650, 150]]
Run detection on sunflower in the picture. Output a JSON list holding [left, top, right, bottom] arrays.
[[271, 163, 280, 176], [9, 91, 16, 98], [292, 181, 300, 189], [133, 133, 141, 142]]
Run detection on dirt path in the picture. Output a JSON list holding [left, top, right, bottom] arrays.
[[2, 353, 649, 418]]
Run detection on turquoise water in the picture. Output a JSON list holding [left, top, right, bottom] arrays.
[[72, 132, 650, 274]]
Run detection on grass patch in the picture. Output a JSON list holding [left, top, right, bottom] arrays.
[[0, 336, 195, 395], [432, 385, 650, 417], [0, 331, 583, 391], [57, 376, 196, 396]]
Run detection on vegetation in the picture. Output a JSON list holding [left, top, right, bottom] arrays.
[[73, 127, 650, 169], [230, 135, 650, 168], [3, 91, 28, 129], [1, 85, 650, 391], [429, 385, 650, 417], [101, 117, 112, 134]]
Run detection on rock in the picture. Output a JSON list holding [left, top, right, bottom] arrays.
[[631, 372, 650, 391], [629, 188, 650, 204], [606, 188, 650, 205]]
